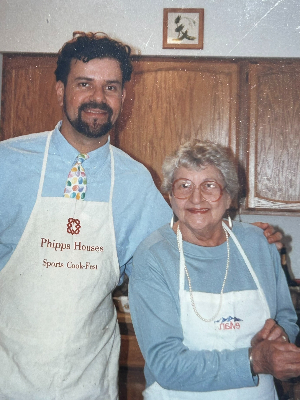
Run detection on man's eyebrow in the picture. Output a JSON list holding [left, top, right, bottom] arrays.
[[73, 77, 122, 86], [74, 76, 93, 81], [105, 79, 122, 85]]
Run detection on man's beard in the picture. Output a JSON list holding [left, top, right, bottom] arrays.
[[64, 100, 114, 139]]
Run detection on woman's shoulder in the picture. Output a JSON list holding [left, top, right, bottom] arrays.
[[134, 224, 175, 255], [132, 223, 179, 281], [232, 220, 271, 250], [232, 220, 265, 237]]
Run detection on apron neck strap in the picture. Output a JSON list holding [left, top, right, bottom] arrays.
[[108, 145, 115, 204], [222, 222, 270, 315], [37, 131, 53, 198]]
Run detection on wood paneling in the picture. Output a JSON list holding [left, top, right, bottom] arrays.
[[119, 335, 144, 369], [118, 311, 145, 399], [115, 58, 239, 189], [1, 54, 62, 140], [247, 62, 300, 210], [119, 367, 145, 400], [2, 54, 300, 212]]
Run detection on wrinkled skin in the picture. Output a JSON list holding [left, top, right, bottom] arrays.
[[251, 319, 300, 381]]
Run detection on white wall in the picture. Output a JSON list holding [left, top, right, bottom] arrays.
[[235, 214, 300, 280], [0, 0, 299, 57], [0, 0, 299, 275]]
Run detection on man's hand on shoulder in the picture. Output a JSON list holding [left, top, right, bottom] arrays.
[[252, 222, 283, 251]]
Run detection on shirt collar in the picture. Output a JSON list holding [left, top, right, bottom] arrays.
[[51, 121, 111, 169]]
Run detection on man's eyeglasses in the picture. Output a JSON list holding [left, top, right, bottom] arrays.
[[172, 179, 224, 202]]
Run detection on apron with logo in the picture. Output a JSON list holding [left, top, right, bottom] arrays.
[[0, 132, 120, 399], [143, 222, 277, 400]]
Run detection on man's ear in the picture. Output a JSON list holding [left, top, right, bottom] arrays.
[[56, 81, 65, 107], [121, 88, 126, 106]]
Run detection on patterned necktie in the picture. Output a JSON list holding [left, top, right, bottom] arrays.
[[64, 153, 89, 200]]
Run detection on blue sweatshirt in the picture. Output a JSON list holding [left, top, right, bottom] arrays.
[[129, 222, 298, 392]]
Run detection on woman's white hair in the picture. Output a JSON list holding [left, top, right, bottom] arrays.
[[161, 139, 239, 200]]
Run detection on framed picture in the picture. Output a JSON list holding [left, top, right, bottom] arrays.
[[163, 8, 204, 50]]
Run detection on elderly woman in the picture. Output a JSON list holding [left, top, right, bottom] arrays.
[[129, 140, 300, 400]]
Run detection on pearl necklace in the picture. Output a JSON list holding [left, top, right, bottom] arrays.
[[176, 223, 230, 322]]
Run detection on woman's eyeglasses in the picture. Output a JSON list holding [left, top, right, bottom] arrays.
[[172, 179, 224, 202]]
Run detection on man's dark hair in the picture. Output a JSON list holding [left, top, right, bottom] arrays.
[[55, 31, 133, 86]]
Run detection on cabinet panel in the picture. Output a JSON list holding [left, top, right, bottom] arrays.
[[115, 59, 239, 189], [118, 311, 145, 399], [1, 54, 62, 140], [247, 62, 300, 210]]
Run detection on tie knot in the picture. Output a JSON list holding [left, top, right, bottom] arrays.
[[75, 153, 89, 165]]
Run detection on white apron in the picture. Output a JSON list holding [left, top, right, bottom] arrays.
[[0, 132, 120, 399], [143, 222, 278, 400]]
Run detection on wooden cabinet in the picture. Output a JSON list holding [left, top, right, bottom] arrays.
[[118, 312, 145, 400], [1, 54, 300, 212], [0, 54, 62, 140], [118, 312, 144, 369], [247, 61, 300, 211], [114, 58, 239, 189]]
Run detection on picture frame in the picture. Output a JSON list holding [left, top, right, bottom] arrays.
[[163, 8, 204, 50]]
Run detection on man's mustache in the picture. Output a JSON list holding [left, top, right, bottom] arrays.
[[79, 102, 113, 116]]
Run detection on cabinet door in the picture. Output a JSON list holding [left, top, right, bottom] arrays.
[[114, 58, 239, 189], [1, 54, 62, 141], [247, 62, 300, 210]]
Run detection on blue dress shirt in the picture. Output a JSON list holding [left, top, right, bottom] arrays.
[[0, 122, 172, 279]]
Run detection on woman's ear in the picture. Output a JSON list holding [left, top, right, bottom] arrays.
[[225, 193, 232, 210]]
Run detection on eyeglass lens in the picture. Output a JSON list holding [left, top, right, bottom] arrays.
[[173, 179, 222, 201]]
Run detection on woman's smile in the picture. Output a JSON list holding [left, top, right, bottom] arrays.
[[187, 207, 210, 214]]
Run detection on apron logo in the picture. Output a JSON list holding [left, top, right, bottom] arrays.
[[214, 316, 243, 330], [67, 218, 81, 235]]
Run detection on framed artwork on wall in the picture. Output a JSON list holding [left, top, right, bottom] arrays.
[[163, 8, 204, 50]]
